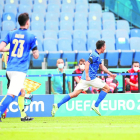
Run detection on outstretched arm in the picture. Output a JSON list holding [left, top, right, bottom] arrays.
[[0, 42, 9, 52]]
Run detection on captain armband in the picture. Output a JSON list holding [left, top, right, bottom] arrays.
[[88, 57, 93, 64]]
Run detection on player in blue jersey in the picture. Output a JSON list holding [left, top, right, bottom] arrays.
[[51, 40, 117, 116], [0, 13, 39, 122]]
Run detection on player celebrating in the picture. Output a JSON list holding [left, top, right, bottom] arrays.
[[51, 40, 117, 116], [0, 13, 39, 122]]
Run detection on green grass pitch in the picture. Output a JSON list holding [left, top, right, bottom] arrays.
[[0, 116, 140, 140]]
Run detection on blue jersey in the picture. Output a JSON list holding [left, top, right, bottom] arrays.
[[81, 50, 102, 80], [3, 29, 37, 73]]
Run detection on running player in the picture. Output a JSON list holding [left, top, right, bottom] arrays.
[[0, 13, 39, 122], [51, 40, 117, 116]]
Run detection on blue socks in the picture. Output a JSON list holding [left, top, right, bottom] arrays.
[[57, 95, 71, 108], [95, 91, 107, 107], [0, 95, 14, 114]]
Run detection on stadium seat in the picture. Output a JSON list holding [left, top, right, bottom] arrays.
[[0, 5, 3, 16], [31, 13, 44, 22], [59, 30, 72, 40], [62, 0, 75, 5], [2, 13, 16, 23], [45, 21, 59, 31], [20, 0, 32, 5], [47, 4, 60, 13], [89, 4, 102, 16], [87, 38, 98, 51], [102, 12, 115, 21], [105, 51, 119, 67], [2, 21, 15, 31], [0, 30, 9, 39], [73, 38, 86, 51], [60, 21, 73, 31], [44, 30, 57, 40], [58, 38, 72, 51], [60, 12, 74, 22], [31, 21, 44, 32], [73, 30, 86, 42], [19, 4, 31, 15], [30, 30, 43, 40], [88, 30, 101, 40], [0, 0, 4, 6], [75, 12, 87, 21], [76, 4, 88, 12], [6, 0, 18, 5], [48, 0, 60, 4], [88, 12, 101, 21], [61, 4, 74, 13], [89, 20, 101, 31], [117, 20, 130, 33], [134, 50, 140, 64], [74, 20, 87, 31], [119, 51, 133, 67], [46, 12, 59, 21], [33, 4, 46, 15], [103, 20, 115, 31], [130, 29, 140, 37], [102, 29, 115, 40], [34, 0, 46, 5], [37, 39, 43, 51], [116, 38, 130, 50], [4, 4, 17, 15], [76, 0, 88, 4], [130, 37, 140, 50], [102, 37, 115, 50], [116, 29, 129, 40], [77, 52, 90, 63]]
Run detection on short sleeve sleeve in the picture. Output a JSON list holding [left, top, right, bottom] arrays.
[[88, 54, 96, 64], [3, 33, 10, 45], [30, 35, 38, 50]]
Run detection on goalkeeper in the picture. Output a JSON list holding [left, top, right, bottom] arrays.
[[1, 44, 41, 121]]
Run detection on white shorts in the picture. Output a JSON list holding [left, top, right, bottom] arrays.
[[75, 77, 106, 91], [6, 71, 26, 96]]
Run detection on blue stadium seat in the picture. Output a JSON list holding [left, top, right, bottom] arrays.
[[61, 4, 74, 13], [116, 38, 130, 50], [3, 13, 16, 23], [20, 0, 32, 5], [88, 12, 101, 21], [89, 4, 102, 16], [48, 0, 60, 4], [30, 30, 43, 40], [75, 12, 87, 21], [130, 29, 140, 37], [89, 20, 101, 31], [60, 12, 74, 22], [77, 52, 90, 63], [2, 21, 15, 31], [134, 50, 140, 64], [119, 51, 133, 67], [130, 37, 140, 50], [47, 4, 60, 13], [0, 5, 3, 16], [87, 38, 98, 51], [62, 0, 75, 5], [4, 4, 17, 15], [34, 0, 46, 5], [74, 20, 87, 31], [73, 39, 86, 51], [0, 0, 4, 6], [46, 12, 59, 21], [105, 51, 119, 67], [59, 30, 72, 40], [37, 39, 43, 51], [73, 30, 86, 42], [116, 29, 129, 40], [117, 20, 130, 33], [0, 16, 1, 27], [19, 4, 31, 15], [0, 30, 9, 39], [102, 12, 115, 21], [76, 0, 88, 4], [31, 13, 44, 22], [103, 20, 115, 31], [102, 29, 115, 39], [58, 38, 72, 51], [6, 0, 18, 5], [44, 30, 57, 40], [33, 4, 46, 15], [60, 21, 73, 31], [102, 37, 115, 50], [45, 21, 59, 31], [76, 4, 88, 12], [88, 30, 100, 40], [31, 21, 44, 32]]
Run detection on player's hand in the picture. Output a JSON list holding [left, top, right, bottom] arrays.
[[135, 83, 138, 87], [86, 76, 91, 81], [110, 74, 117, 79]]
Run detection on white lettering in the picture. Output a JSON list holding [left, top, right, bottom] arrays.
[[101, 100, 108, 110], [66, 101, 74, 111], [9, 102, 19, 112], [109, 100, 117, 110], [118, 100, 126, 110], [84, 100, 91, 111], [30, 101, 44, 112], [126, 100, 135, 110], [76, 100, 82, 111]]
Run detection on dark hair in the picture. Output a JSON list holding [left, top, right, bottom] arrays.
[[96, 40, 105, 49], [18, 13, 29, 26], [79, 58, 85, 64], [132, 61, 139, 65]]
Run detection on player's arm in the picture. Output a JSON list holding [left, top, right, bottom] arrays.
[[0, 42, 9, 52], [99, 64, 116, 79], [32, 47, 39, 59], [68, 82, 72, 93], [85, 61, 91, 81]]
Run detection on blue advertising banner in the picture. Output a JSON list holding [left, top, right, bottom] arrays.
[[0, 95, 54, 117]]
